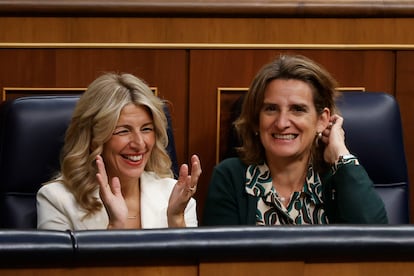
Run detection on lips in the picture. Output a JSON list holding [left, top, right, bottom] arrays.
[[271, 133, 298, 140], [122, 154, 143, 162]]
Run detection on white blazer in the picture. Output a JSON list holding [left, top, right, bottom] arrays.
[[36, 171, 197, 230]]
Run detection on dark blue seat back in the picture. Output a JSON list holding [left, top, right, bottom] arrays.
[[0, 95, 178, 228], [336, 92, 409, 224]]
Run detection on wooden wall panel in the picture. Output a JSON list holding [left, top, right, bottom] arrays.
[[0, 0, 413, 223], [1, 17, 414, 45], [0, 48, 189, 166], [199, 261, 304, 276], [396, 51, 414, 220], [189, 49, 395, 221], [2, 261, 414, 275], [0, 49, 408, 223], [0, 265, 198, 276], [199, 261, 414, 276], [1, 0, 413, 18], [305, 262, 414, 276]]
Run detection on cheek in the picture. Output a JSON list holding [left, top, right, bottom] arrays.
[[102, 137, 125, 155], [300, 118, 319, 136], [101, 143, 112, 162], [144, 133, 156, 149], [259, 115, 272, 130]]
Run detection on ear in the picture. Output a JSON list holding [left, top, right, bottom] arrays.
[[317, 107, 331, 133]]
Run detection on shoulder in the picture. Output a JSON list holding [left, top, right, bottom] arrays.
[[216, 157, 247, 170], [210, 157, 247, 191], [36, 180, 79, 224], [214, 157, 247, 177], [37, 180, 76, 206], [38, 180, 71, 196]]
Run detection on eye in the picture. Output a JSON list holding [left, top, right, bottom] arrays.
[[291, 104, 307, 113], [113, 127, 130, 136], [262, 104, 278, 113], [141, 124, 154, 133]]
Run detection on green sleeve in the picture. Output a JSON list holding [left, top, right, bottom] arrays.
[[323, 163, 388, 224], [202, 158, 251, 226]]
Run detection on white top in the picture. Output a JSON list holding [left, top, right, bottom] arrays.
[[36, 171, 197, 230]]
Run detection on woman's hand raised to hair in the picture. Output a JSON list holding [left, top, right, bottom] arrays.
[[320, 114, 351, 164], [96, 155, 129, 229], [167, 154, 202, 227]]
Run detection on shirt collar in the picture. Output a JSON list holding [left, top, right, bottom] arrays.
[[245, 162, 324, 204]]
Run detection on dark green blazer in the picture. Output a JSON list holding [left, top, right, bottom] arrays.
[[202, 158, 388, 225]]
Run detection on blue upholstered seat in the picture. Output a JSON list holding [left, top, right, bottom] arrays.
[[336, 92, 409, 224], [0, 95, 178, 228]]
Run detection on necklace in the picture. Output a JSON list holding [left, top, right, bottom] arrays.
[[128, 215, 138, 219]]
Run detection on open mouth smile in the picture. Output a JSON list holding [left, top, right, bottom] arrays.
[[122, 154, 143, 162], [272, 134, 298, 140]]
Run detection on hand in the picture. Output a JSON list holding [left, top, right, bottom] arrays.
[[95, 155, 128, 229], [167, 154, 202, 227], [320, 115, 350, 164]]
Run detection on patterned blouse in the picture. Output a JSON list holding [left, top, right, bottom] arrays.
[[245, 162, 328, 225]]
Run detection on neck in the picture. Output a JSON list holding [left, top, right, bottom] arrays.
[[107, 174, 139, 197], [269, 155, 308, 184], [267, 156, 309, 198], [124, 179, 142, 229]]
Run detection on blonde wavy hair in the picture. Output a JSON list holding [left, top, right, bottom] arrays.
[[235, 54, 339, 172], [47, 73, 173, 215]]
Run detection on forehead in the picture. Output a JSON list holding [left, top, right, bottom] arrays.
[[118, 103, 151, 122], [263, 79, 314, 104]]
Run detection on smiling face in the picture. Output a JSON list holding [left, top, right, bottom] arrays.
[[101, 103, 155, 182], [259, 79, 329, 164]]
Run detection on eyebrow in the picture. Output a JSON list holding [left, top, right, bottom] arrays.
[[115, 121, 154, 128], [292, 103, 309, 109]]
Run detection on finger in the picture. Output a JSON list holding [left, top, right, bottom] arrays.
[[190, 157, 201, 187], [110, 177, 122, 197], [322, 127, 330, 136], [96, 155, 107, 175], [177, 164, 189, 188], [182, 157, 198, 194], [331, 115, 343, 128], [97, 173, 112, 202], [191, 155, 202, 174], [191, 154, 200, 164], [96, 155, 110, 190]]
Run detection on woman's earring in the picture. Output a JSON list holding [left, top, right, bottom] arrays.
[[254, 131, 259, 136], [315, 132, 322, 146]]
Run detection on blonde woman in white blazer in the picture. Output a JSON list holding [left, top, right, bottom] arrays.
[[37, 73, 201, 230]]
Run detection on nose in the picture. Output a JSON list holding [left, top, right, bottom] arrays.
[[129, 131, 145, 148], [274, 111, 290, 129]]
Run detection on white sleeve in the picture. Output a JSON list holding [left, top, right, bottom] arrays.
[[36, 183, 73, 231], [184, 197, 198, 227]]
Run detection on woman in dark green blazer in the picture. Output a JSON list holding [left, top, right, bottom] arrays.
[[203, 55, 388, 226]]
